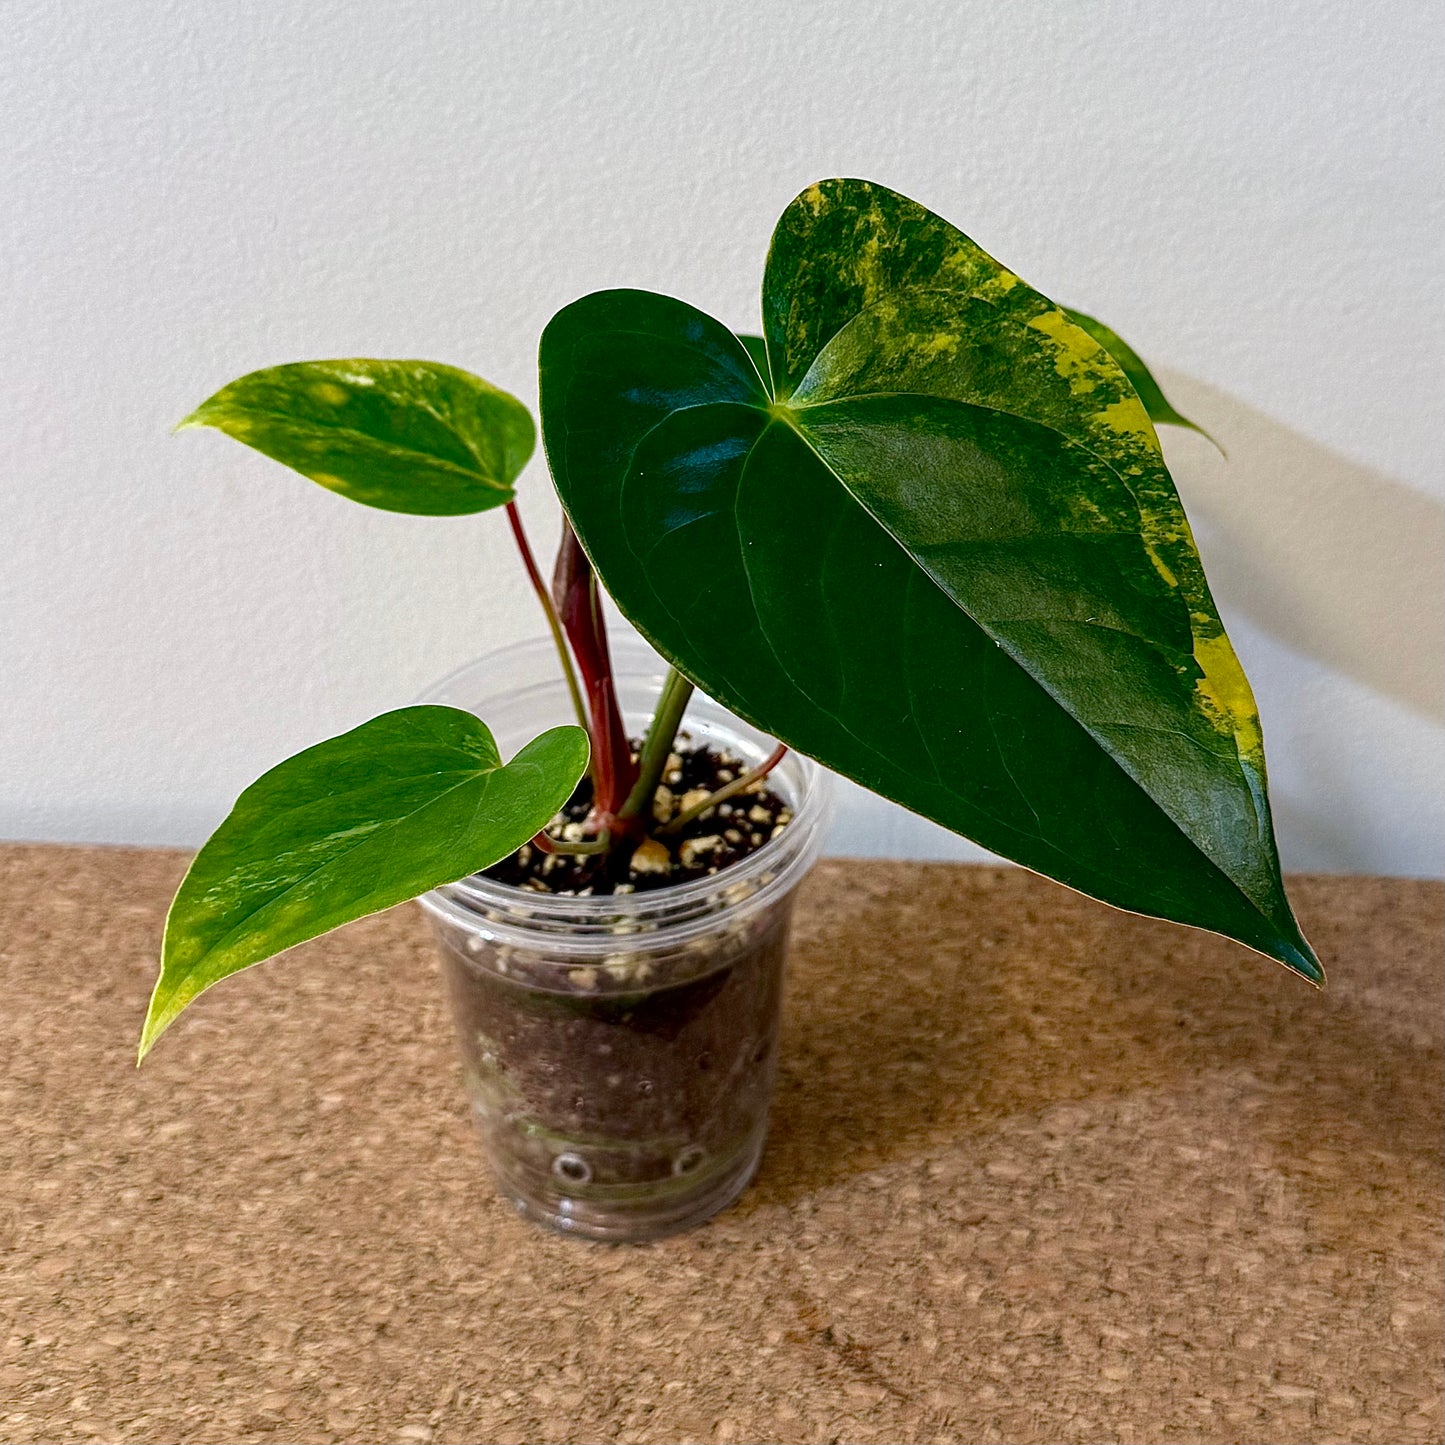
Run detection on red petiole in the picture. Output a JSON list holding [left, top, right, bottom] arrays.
[[551, 522, 640, 825]]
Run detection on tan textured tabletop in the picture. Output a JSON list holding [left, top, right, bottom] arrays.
[[2, 844, 1441, 1445]]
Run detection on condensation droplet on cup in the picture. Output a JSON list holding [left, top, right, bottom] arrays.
[[552, 1152, 593, 1184]]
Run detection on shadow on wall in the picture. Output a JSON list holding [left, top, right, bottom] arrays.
[[1161, 371, 1445, 725]]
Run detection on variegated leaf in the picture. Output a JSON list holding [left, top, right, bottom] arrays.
[[179, 359, 533, 515], [540, 179, 1318, 981]]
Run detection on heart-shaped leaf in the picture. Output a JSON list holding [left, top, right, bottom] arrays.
[[179, 359, 534, 515], [540, 178, 1319, 981], [1062, 308, 1219, 449], [140, 709, 588, 1059]]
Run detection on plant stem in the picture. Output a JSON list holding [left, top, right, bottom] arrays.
[[617, 666, 695, 823], [552, 524, 639, 817], [662, 744, 788, 833], [504, 501, 589, 738]]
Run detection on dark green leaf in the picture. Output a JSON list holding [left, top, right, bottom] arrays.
[[540, 179, 1319, 982], [1062, 308, 1220, 449], [179, 359, 534, 515], [140, 709, 588, 1058]]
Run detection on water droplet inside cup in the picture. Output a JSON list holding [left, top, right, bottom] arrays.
[[637, 1079, 654, 1096]]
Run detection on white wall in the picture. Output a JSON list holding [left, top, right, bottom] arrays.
[[3, 0, 1441, 875]]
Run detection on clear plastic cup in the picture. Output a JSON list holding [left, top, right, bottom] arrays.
[[416, 634, 831, 1242]]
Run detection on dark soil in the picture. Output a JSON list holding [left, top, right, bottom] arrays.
[[441, 910, 792, 1194], [482, 735, 792, 896]]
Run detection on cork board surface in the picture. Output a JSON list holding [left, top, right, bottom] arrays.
[[1, 843, 1440, 1445]]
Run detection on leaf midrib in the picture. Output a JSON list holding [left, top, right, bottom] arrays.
[[191, 405, 512, 491], [234, 759, 502, 837]]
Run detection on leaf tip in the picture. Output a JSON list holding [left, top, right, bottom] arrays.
[[135, 1007, 166, 1065], [1276, 936, 1326, 989], [137, 941, 183, 1062]]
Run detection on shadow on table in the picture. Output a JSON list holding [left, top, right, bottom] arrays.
[[747, 864, 1443, 1217]]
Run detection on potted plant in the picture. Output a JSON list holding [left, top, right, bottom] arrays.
[[139, 178, 1320, 1242]]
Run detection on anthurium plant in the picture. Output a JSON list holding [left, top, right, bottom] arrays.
[[139, 178, 1319, 1062]]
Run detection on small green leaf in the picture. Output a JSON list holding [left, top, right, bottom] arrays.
[[140, 709, 588, 1059], [178, 359, 535, 515], [1061, 309, 1220, 450]]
